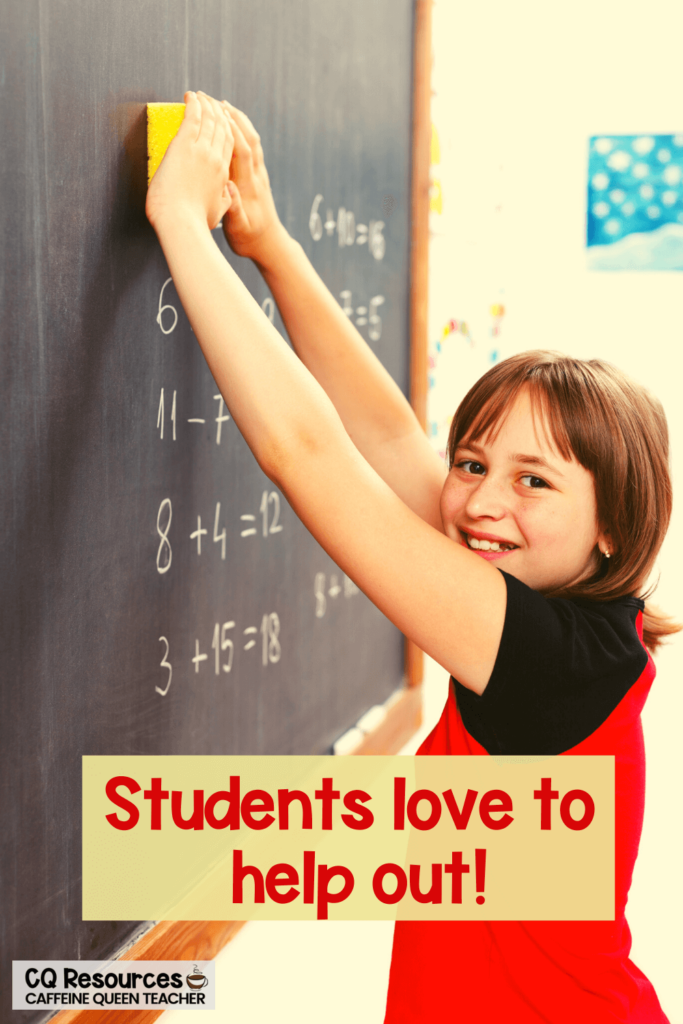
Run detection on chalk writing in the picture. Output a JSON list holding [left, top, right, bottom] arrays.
[[156, 499, 172, 574], [309, 194, 386, 260], [157, 278, 178, 334]]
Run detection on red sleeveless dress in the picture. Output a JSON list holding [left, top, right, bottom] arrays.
[[385, 574, 669, 1023]]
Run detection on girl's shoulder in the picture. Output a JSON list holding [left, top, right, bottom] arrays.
[[452, 570, 650, 756], [501, 570, 647, 680], [570, 591, 644, 613], [502, 571, 645, 648]]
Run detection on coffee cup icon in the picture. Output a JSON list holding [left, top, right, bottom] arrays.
[[186, 966, 209, 990]]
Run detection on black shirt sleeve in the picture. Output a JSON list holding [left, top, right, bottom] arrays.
[[453, 570, 648, 755]]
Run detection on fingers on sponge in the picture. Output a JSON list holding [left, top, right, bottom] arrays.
[[147, 103, 186, 184]]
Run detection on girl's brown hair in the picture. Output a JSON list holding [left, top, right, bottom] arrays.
[[447, 350, 679, 652]]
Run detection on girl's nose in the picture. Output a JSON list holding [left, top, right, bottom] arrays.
[[465, 474, 507, 520]]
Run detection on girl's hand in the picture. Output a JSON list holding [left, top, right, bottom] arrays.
[[221, 102, 287, 267], [146, 91, 234, 233]]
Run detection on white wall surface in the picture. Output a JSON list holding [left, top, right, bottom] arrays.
[[429, 1, 683, 1018]]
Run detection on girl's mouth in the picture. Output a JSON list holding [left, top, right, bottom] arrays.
[[461, 533, 518, 559]]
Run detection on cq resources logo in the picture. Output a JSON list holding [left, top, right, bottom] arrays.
[[12, 960, 215, 1010]]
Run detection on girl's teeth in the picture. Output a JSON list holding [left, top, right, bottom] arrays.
[[467, 536, 512, 552]]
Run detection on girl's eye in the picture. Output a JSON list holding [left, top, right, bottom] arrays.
[[520, 474, 548, 489], [458, 460, 486, 476]]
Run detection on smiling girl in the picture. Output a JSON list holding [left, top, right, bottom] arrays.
[[146, 92, 677, 1023]]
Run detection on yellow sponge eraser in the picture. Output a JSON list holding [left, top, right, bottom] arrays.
[[147, 103, 186, 184]]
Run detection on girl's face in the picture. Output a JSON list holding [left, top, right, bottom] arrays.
[[440, 389, 608, 593]]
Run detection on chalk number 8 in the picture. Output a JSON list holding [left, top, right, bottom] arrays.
[[156, 498, 172, 574]]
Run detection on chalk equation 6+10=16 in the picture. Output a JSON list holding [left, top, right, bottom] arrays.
[[309, 195, 386, 260]]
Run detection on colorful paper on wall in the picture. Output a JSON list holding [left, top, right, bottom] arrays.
[[587, 134, 683, 270]]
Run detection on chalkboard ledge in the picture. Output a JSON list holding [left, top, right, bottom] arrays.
[[50, 685, 421, 1024], [350, 682, 423, 755], [50, 920, 244, 1024]]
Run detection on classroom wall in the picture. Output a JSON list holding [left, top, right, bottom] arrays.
[[428, 0, 683, 1017]]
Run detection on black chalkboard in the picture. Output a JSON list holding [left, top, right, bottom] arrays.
[[1, 1, 416, 1018]]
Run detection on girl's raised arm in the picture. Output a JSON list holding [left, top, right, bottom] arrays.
[[221, 102, 447, 533], [146, 92, 507, 695]]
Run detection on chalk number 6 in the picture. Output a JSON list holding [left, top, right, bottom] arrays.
[[157, 278, 178, 335]]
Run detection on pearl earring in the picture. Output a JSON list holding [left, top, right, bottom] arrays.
[[603, 549, 611, 559]]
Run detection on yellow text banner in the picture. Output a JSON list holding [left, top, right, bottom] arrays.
[[83, 755, 614, 921]]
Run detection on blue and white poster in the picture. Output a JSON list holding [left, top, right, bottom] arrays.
[[587, 134, 683, 270]]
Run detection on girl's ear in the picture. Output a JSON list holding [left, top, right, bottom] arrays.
[[597, 530, 614, 559]]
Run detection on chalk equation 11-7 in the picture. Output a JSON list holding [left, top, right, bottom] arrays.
[[157, 390, 231, 444]]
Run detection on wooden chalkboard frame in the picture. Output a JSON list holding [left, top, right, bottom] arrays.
[[52, 3, 431, 1020]]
